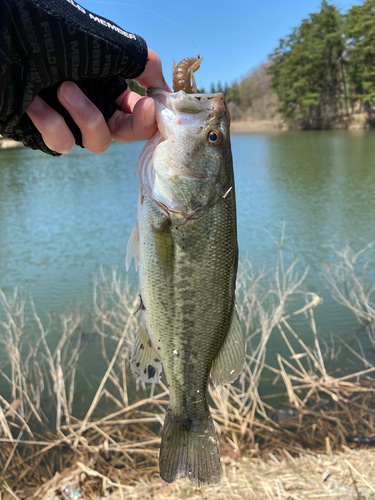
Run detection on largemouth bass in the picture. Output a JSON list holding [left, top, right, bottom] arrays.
[[126, 88, 245, 486]]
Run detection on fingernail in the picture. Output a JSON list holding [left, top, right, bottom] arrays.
[[27, 95, 44, 111], [144, 99, 155, 126], [60, 81, 85, 108]]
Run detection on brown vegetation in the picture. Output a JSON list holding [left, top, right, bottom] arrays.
[[226, 63, 281, 124], [0, 239, 375, 499]]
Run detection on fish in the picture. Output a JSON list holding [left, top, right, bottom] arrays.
[[126, 86, 245, 486]]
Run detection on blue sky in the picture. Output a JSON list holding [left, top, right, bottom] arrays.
[[80, 0, 363, 92]]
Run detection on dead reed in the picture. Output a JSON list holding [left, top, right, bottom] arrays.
[[0, 241, 374, 499]]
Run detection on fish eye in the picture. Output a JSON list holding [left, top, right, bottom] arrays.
[[207, 129, 222, 146]]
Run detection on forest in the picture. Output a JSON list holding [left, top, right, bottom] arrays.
[[215, 0, 375, 128], [125, 1, 375, 129]]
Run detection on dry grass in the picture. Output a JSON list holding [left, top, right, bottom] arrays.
[[21, 446, 375, 500], [0, 240, 375, 499]]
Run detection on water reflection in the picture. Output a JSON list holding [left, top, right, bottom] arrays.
[[234, 132, 375, 268], [233, 131, 375, 358], [266, 131, 375, 241]]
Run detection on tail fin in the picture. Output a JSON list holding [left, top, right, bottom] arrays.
[[159, 410, 221, 486]]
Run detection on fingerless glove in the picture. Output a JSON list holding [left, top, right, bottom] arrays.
[[0, 0, 148, 155]]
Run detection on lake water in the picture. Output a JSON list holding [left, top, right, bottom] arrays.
[[1, 131, 375, 388]]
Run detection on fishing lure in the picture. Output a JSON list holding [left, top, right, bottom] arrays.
[[172, 56, 204, 93]]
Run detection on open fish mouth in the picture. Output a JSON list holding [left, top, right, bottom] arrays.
[[147, 88, 227, 141], [135, 89, 230, 217]]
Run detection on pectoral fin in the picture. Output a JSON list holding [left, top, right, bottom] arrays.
[[153, 219, 174, 279], [211, 306, 245, 386], [125, 222, 140, 271], [131, 319, 163, 383]]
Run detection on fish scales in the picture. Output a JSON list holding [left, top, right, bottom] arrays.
[[139, 182, 237, 411], [126, 87, 245, 486]]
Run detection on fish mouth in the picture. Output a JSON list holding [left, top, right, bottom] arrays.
[[147, 88, 227, 130], [146, 89, 228, 153], [138, 89, 228, 217]]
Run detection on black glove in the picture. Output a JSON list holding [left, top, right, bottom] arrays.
[[0, 0, 148, 155]]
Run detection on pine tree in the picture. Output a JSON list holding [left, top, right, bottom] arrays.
[[345, 0, 375, 110], [267, 1, 345, 124], [127, 79, 146, 96], [225, 81, 241, 105], [217, 81, 224, 93]]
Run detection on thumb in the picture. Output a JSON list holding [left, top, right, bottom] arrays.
[[135, 49, 172, 92]]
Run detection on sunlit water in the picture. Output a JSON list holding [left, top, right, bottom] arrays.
[[1, 131, 375, 405]]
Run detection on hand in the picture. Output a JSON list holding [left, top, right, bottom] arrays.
[[26, 49, 171, 154], [109, 49, 172, 144]]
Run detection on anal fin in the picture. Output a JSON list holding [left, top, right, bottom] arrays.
[[130, 319, 163, 383], [211, 306, 245, 386]]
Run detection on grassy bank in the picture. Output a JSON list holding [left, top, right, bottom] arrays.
[[0, 241, 374, 499]]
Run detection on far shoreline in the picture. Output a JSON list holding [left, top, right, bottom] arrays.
[[230, 112, 375, 134], [2, 113, 374, 153], [230, 119, 285, 133]]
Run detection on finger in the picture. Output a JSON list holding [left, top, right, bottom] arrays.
[[26, 96, 76, 154], [108, 96, 157, 142], [136, 49, 171, 92], [57, 82, 112, 153], [115, 87, 143, 112]]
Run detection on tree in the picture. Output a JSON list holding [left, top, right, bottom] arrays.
[[267, 1, 345, 123], [239, 63, 272, 109], [225, 81, 241, 105], [127, 79, 145, 96], [345, 0, 375, 110]]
